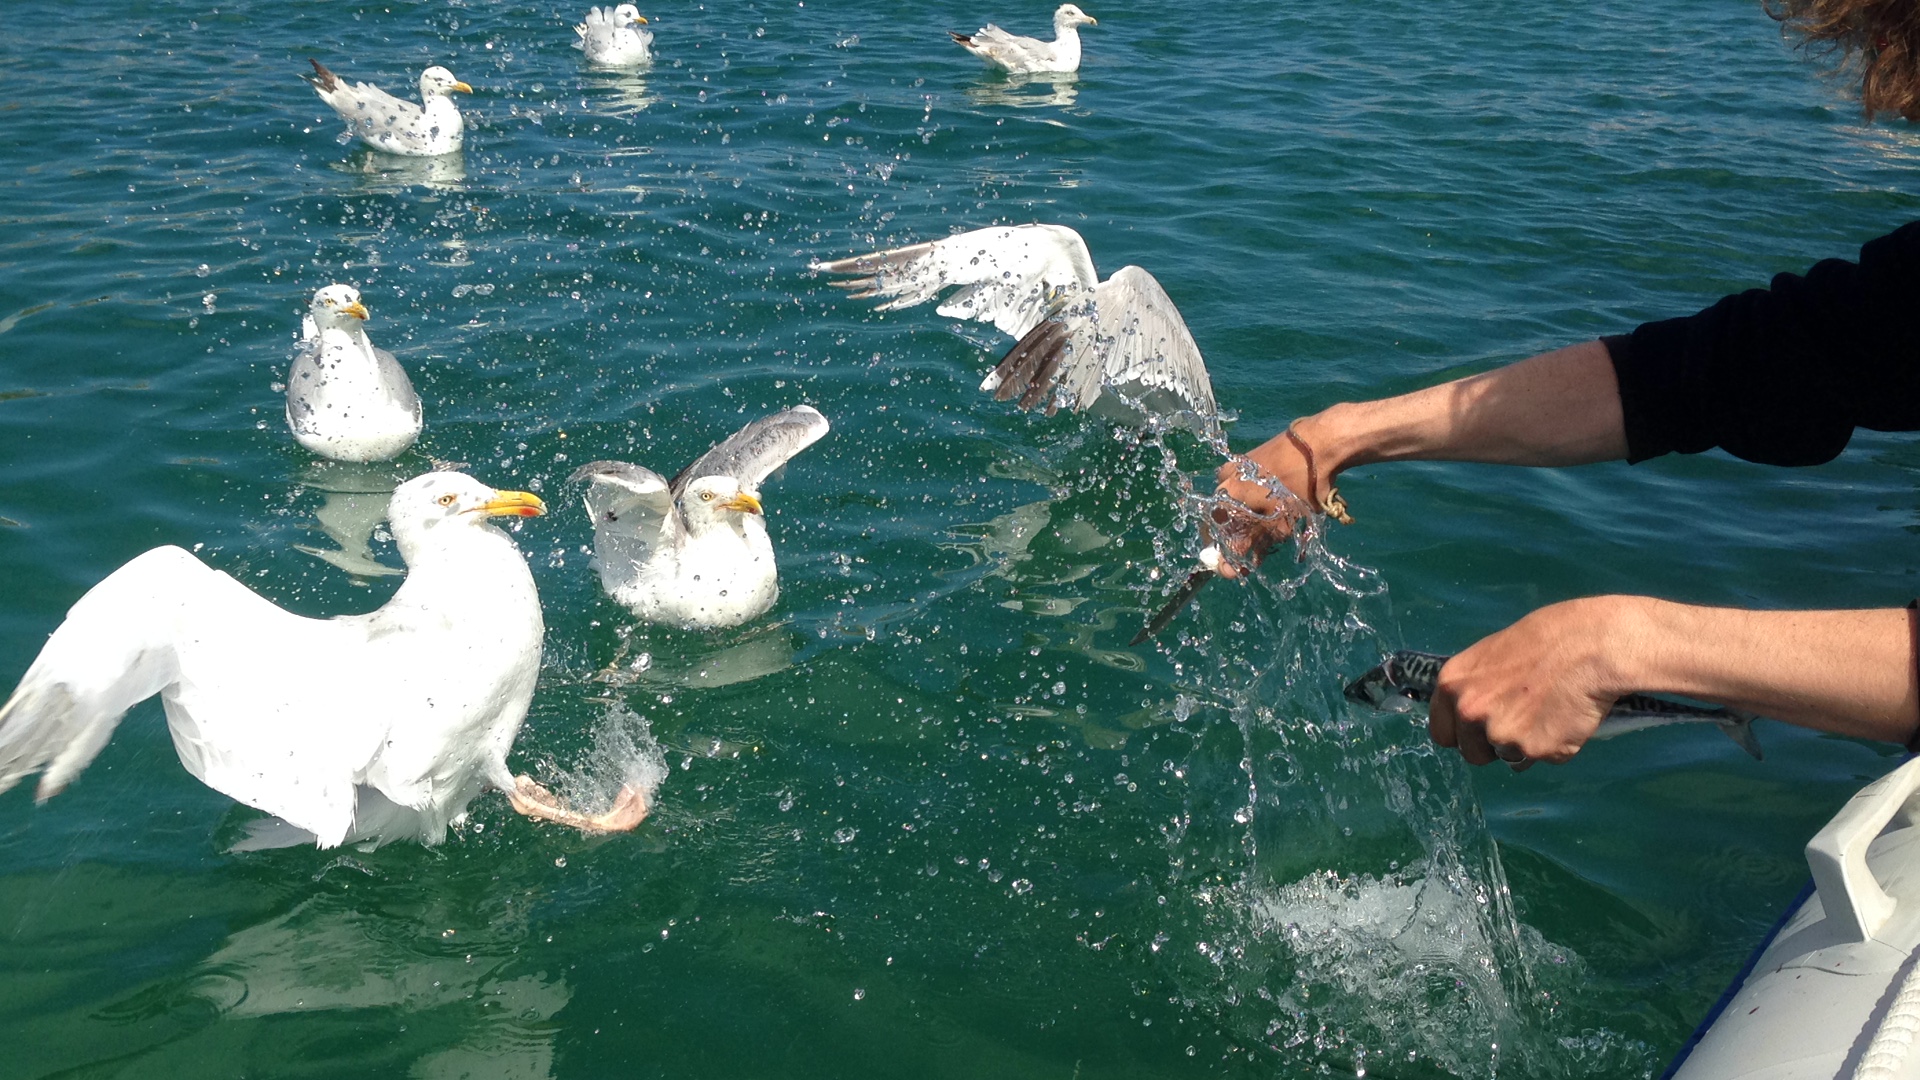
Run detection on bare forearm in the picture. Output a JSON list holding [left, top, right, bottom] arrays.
[[1612, 598, 1920, 743], [1302, 339, 1628, 475], [1214, 340, 1631, 576]]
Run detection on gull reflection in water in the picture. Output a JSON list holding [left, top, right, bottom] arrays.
[[332, 148, 467, 193], [965, 71, 1081, 111], [583, 70, 659, 118], [293, 460, 407, 580], [186, 890, 564, 1077]]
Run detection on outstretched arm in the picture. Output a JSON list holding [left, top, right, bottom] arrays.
[[1213, 339, 1625, 575], [1429, 597, 1920, 766]]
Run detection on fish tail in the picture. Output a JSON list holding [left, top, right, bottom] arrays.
[[1716, 711, 1764, 761]]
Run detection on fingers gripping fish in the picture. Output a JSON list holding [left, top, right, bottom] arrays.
[[1343, 650, 1765, 760]]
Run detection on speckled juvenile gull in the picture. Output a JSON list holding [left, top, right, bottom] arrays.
[[573, 406, 830, 630], [812, 224, 1218, 431], [575, 5, 653, 67], [304, 60, 471, 157], [0, 472, 647, 849], [950, 4, 1097, 74], [287, 285, 422, 463]]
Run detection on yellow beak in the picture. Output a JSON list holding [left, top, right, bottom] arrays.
[[471, 491, 547, 518], [342, 301, 370, 320], [451, 81, 473, 94], [720, 492, 763, 515], [633, 14, 649, 24], [1086, 15, 1098, 24]]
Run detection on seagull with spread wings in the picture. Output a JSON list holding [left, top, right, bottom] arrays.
[[572, 406, 830, 630], [574, 4, 653, 67], [812, 224, 1218, 433], [0, 472, 649, 849]]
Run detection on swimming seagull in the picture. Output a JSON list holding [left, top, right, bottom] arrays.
[[811, 224, 1218, 432], [950, 4, 1098, 74], [0, 472, 648, 849], [572, 406, 830, 630], [575, 5, 654, 67], [304, 60, 471, 157], [287, 285, 423, 463]]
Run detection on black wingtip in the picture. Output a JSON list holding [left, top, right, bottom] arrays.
[[305, 57, 339, 92]]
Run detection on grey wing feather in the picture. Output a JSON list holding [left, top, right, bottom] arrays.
[[572, 461, 678, 588], [285, 337, 322, 429], [675, 405, 831, 491], [811, 224, 1097, 340], [371, 345, 423, 422], [983, 264, 1216, 428], [966, 24, 1053, 69]]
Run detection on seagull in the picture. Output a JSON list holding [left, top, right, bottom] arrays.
[[950, 4, 1098, 75], [572, 406, 830, 630], [287, 285, 423, 463], [304, 60, 471, 157], [0, 471, 648, 849], [575, 4, 653, 67], [811, 224, 1218, 431]]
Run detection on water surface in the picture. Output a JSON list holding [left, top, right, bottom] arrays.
[[2, 0, 1917, 1076]]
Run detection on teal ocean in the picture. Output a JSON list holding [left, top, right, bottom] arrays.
[[3, 0, 1918, 1075]]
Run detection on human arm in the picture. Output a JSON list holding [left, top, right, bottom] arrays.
[[1211, 339, 1626, 576], [1428, 597, 1920, 766], [1213, 221, 1920, 575]]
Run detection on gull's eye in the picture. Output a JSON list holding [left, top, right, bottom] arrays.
[[437, 494, 458, 507], [699, 491, 714, 501]]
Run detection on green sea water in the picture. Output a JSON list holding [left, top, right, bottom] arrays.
[[3, 0, 1919, 1076]]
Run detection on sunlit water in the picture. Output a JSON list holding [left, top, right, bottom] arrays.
[[2, 0, 1917, 1075]]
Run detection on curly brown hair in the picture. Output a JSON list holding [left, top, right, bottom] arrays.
[[1768, 0, 1920, 119]]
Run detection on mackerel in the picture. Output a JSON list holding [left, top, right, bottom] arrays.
[[1343, 649, 1764, 760]]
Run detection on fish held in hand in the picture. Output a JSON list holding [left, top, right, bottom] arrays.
[[1344, 649, 1765, 760]]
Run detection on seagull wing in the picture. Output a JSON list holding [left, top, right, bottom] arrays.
[[967, 25, 1054, 71], [984, 265, 1218, 427], [577, 6, 616, 53], [573, 460, 678, 581], [675, 405, 832, 491], [0, 547, 380, 839], [315, 77, 425, 134], [812, 224, 1098, 340], [372, 344, 423, 424]]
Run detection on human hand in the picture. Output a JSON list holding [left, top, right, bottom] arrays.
[[1427, 597, 1644, 769], [1208, 424, 1322, 580]]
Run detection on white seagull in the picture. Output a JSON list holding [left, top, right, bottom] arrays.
[[0, 472, 647, 849], [304, 60, 471, 157], [287, 285, 423, 463], [572, 406, 830, 630], [574, 4, 654, 67], [950, 4, 1098, 74], [812, 224, 1218, 431]]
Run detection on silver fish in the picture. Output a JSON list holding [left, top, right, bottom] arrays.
[[1343, 650, 1764, 760]]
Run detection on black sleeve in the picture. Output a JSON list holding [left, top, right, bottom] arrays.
[[1603, 221, 1920, 465]]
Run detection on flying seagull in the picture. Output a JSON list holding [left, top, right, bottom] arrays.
[[951, 4, 1098, 74], [287, 284, 423, 463], [305, 59, 471, 157], [812, 223, 1217, 432], [0, 472, 647, 849], [572, 406, 830, 630]]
